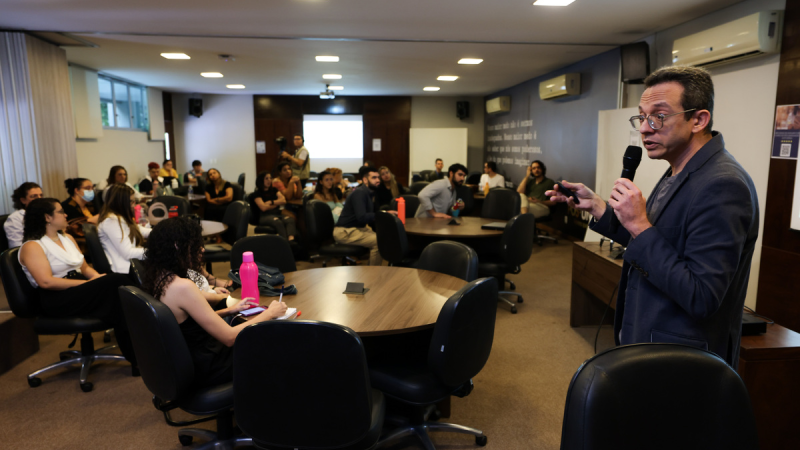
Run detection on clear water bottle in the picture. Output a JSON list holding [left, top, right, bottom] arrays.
[[239, 251, 260, 308], [188, 185, 193, 197]]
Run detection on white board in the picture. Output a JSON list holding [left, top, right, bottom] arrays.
[[409, 128, 468, 179]]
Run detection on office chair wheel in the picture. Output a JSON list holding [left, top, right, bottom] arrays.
[[80, 382, 93, 392], [179, 435, 193, 446], [507, 280, 516, 290], [510, 306, 518, 314], [517, 296, 524, 303], [428, 409, 441, 421], [476, 435, 488, 446], [103, 329, 112, 343], [28, 377, 42, 388]]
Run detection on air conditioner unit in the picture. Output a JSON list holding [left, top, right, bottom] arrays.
[[486, 96, 511, 114], [539, 73, 580, 100], [671, 11, 783, 68]]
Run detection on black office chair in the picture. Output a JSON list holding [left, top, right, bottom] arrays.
[[130, 258, 146, 285], [466, 172, 482, 185], [92, 188, 105, 212], [418, 169, 437, 182], [389, 194, 421, 218], [375, 212, 415, 267], [415, 240, 479, 282], [82, 223, 112, 274], [0, 214, 11, 252], [0, 248, 126, 392], [481, 188, 520, 220], [370, 277, 498, 449], [478, 213, 535, 314], [152, 195, 190, 216], [343, 173, 357, 183], [560, 343, 758, 450], [408, 181, 430, 195], [230, 182, 245, 202], [455, 184, 475, 216], [230, 235, 296, 274], [118, 286, 250, 449], [237, 173, 246, 191], [234, 321, 385, 450], [305, 199, 368, 267], [204, 200, 251, 274]]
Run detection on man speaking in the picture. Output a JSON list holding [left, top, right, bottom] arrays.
[[548, 66, 759, 368]]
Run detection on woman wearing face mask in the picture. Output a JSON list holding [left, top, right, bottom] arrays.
[[61, 178, 99, 239]]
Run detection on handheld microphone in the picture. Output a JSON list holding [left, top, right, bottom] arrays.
[[609, 145, 642, 233]]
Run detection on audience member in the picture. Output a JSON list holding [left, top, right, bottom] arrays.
[[334, 166, 396, 266], [139, 162, 177, 196], [204, 168, 234, 222], [273, 161, 302, 203], [97, 184, 151, 276], [62, 178, 99, 239], [433, 158, 445, 179], [4, 182, 43, 248], [19, 198, 138, 372], [416, 163, 467, 218], [250, 171, 298, 241], [185, 159, 207, 188], [375, 166, 405, 210], [280, 134, 310, 187], [97, 165, 143, 202], [479, 161, 505, 193], [313, 170, 344, 222], [325, 167, 349, 195], [516, 160, 555, 218], [143, 216, 286, 388], [159, 159, 180, 189]]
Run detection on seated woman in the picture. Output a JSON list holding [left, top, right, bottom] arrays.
[[204, 168, 234, 222], [272, 162, 302, 203], [61, 178, 98, 239], [97, 165, 143, 202], [325, 167, 349, 198], [159, 159, 180, 188], [313, 171, 344, 223], [375, 166, 406, 210], [18, 198, 138, 373], [4, 182, 43, 248], [249, 171, 298, 241], [143, 216, 287, 388], [139, 162, 178, 196], [97, 184, 151, 276]]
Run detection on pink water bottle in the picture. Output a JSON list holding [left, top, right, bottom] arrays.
[[239, 252, 259, 308], [397, 197, 406, 225], [134, 205, 142, 223]]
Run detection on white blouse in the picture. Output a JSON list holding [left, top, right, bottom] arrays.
[[19, 234, 84, 288], [4, 209, 25, 248], [98, 214, 151, 274]]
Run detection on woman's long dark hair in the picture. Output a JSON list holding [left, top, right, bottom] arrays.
[[106, 166, 126, 186], [314, 171, 341, 201], [23, 198, 60, 242], [143, 216, 204, 300], [255, 171, 277, 194], [64, 178, 89, 197], [99, 184, 143, 245]]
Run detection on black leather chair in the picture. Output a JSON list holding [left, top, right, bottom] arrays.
[[478, 213, 535, 314], [455, 184, 475, 216], [560, 343, 758, 450], [418, 169, 439, 182], [375, 212, 415, 267], [152, 195, 190, 216], [408, 181, 430, 195], [0, 248, 126, 392], [416, 240, 478, 281], [230, 182, 245, 202], [343, 173, 356, 183], [230, 235, 296, 274], [234, 320, 385, 450], [130, 258, 146, 285], [118, 286, 250, 449], [82, 223, 112, 274], [204, 200, 251, 274], [237, 173, 246, 190], [305, 199, 368, 267], [389, 194, 421, 218], [370, 277, 498, 449], [0, 214, 10, 252], [481, 188, 521, 220], [466, 172, 482, 185]]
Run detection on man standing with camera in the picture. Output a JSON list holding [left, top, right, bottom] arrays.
[[281, 134, 310, 188]]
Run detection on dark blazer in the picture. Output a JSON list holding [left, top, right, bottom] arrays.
[[591, 132, 759, 368]]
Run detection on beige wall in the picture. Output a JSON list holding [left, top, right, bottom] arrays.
[[410, 96, 484, 172], [75, 130, 164, 188]]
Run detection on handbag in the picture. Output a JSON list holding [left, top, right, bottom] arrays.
[[228, 261, 298, 297]]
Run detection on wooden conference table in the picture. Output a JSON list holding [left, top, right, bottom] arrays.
[[201, 220, 228, 238], [403, 217, 504, 238]]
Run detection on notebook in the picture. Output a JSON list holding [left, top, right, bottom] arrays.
[[481, 222, 507, 230]]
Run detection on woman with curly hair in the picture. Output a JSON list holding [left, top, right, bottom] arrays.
[[18, 198, 138, 373], [143, 216, 287, 387], [97, 184, 150, 275], [4, 182, 43, 248]]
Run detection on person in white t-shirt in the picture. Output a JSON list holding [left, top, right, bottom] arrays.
[[4, 182, 43, 248], [97, 184, 151, 276], [479, 161, 505, 192], [96, 165, 143, 202]]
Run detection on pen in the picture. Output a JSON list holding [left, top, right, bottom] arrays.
[[279, 285, 284, 303]]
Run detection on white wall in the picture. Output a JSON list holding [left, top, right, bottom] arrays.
[[411, 96, 484, 172], [76, 130, 164, 187], [172, 94, 256, 192]]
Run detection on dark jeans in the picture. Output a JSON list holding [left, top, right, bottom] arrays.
[[259, 213, 297, 239]]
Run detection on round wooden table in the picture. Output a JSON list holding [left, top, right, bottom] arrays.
[[201, 220, 228, 238], [236, 266, 466, 336], [403, 217, 505, 238]]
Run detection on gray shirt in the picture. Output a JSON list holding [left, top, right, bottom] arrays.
[[416, 178, 456, 218]]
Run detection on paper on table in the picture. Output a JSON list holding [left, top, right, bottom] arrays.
[[276, 308, 298, 320]]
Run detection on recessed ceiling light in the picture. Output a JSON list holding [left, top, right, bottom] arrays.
[[316, 56, 340, 62], [226, 84, 246, 89], [423, 87, 440, 92], [323, 74, 342, 80], [437, 76, 459, 81], [533, 0, 576, 6], [458, 58, 483, 65], [160, 53, 190, 59], [328, 86, 344, 90], [201, 72, 224, 78]]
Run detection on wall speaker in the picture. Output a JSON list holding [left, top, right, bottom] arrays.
[[189, 98, 203, 118], [456, 101, 470, 119], [621, 42, 650, 84]]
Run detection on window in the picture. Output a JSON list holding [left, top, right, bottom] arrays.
[[98, 75, 148, 131]]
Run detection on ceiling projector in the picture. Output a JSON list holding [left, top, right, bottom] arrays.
[[320, 84, 335, 99]]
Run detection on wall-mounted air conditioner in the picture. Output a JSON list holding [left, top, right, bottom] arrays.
[[672, 11, 783, 68], [539, 73, 580, 100], [486, 96, 511, 114]]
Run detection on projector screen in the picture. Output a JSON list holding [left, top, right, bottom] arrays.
[[303, 114, 363, 173]]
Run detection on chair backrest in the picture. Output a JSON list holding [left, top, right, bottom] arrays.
[[560, 343, 758, 450], [230, 235, 296, 273], [221, 200, 250, 245], [455, 185, 475, 216], [305, 199, 335, 249], [237, 173, 246, 189], [408, 181, 430, 195], [416, 241, 479, 281], [0, 214, 9, 253], [428, 277, 498, 387], [154, 195, 190, 216], [389, 194, 421, 218], [419, 170, 439, 182], [482, 188, 521, 220], [342, 173, 356, 183], [118, 286, 195, 402], [82, 223, 112, 274], [375, 212, 409, 265], [234, 320, 377, 449], [0, 248, 41, 318], [501, 214, 535, 266], [466, 172, 482, 185], [229, 182, 245, 202], [129, 258, 146, 285]]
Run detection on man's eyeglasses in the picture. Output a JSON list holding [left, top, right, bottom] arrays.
[[629, 109, 696, 130]]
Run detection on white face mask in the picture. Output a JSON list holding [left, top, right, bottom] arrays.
[[81, 189, 95, 202]]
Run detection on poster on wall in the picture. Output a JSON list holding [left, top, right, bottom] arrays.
[[771, 105, 800, 159]]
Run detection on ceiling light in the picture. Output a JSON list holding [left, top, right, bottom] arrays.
[[226, 84, 246, 89], [533, 0, 576, 5], [201, 72, 223, 78], [316, 56, 340, 62], [323, 74, 342, 79], [423, 87, 440, 92], [458, 58, 483, 65], [328, 86, 344, 90], [437, 76, 459, 81], [160, 53, 190, 59]]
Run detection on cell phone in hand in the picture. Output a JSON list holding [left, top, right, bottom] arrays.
[[556, 182, 580, 205], [240, 307, 265, 317]]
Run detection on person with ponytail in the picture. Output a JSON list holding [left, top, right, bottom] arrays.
[[97, 184, 150, 276], [61, 177, 98, 239]]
